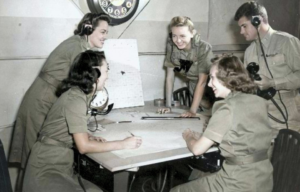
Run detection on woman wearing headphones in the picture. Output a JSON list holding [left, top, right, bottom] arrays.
[[9, 13, 111, 190], [171, 55, 273, 192], [159, 16, 214, 117], [22, 50, 142, 192]]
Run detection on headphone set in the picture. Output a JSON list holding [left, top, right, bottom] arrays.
[[84, 51, 114, 118], [78, 21, 94, 36], [251, 16, 261, 27], [94, 67, 101, 79]]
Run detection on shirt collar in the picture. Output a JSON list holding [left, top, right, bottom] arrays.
[[255, 27, 275, 48], [191, 33, 201, 48]]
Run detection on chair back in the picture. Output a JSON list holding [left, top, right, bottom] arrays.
[[0, 139, 13, 192], [271, 129, 300, 192], [173, 87, 191, 107]]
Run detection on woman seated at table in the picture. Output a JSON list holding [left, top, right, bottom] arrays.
[[22, 50, 142, 192], [159, 16, 215, 117], [171, 55, 273, 192]]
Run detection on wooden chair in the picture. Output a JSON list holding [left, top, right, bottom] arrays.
[[271, 129, 300, 192], [0, 139, 13, 192], [173, 87, 191, 107]]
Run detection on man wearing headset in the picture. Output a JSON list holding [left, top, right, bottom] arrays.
[[234, 1, 300, 138], [9, 13, 111, 192]]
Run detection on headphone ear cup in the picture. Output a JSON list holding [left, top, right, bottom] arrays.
[[251, 16, 261, 27], [84, 26, 94, 36], [94, 68, 101, 79], [79, 25, 94, 36]]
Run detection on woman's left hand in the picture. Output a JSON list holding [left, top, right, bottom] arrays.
[[89, 135, 106, 142]]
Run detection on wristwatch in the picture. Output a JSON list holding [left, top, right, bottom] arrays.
[[87, 0, 140, 26]]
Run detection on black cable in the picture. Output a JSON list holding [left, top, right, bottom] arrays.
[[88, 116, 104, 132], [89, 81, 98, 110], [256, 27, 289, 129], [269, 98, 289, 129]]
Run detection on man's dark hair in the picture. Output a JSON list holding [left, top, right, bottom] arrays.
[[234, 1, 268, 23], [56, 50, 106, 97]]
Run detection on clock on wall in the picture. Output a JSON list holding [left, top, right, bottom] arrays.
[[87, 0, 140, 26]]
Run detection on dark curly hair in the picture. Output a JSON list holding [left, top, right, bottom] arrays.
[[74, 13, 111, 36], [56, 50, 106, 97], [212, 55, 257, 94]]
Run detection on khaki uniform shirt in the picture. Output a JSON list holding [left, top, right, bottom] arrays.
[[39, 87, 91, 143], [41, 35, 91, 81], [9, 35, 90, 167], [164, 34, 213, 81], [22, 87, 100, 192], [171, 92, 273, 192], [244, 28, 300, 136]]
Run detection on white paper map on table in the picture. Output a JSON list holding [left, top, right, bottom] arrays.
[[101, 39, 144, 108], [93, 116, 203, 159]]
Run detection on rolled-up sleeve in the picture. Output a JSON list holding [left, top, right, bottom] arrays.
[[197, 43, 213, 74], [203, 101, 232, 143], [65, 95, 88, 134], [164, 39, 176, 68]]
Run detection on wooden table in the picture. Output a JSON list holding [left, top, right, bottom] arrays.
[[86, 101, 217, 192]]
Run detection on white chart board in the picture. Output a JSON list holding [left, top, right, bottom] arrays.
[[101, 39, 144, 108]]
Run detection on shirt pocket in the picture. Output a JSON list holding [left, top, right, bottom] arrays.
[[267, 53, 285, 65], [266, 53, 288, 76]]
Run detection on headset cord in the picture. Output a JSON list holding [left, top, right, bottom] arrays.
[[269, 98, 289, 129], [87, 81, 98, 115], [256, 28, 289, 129], [128, 173, 136, 192]]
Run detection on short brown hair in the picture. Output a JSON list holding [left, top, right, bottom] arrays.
[[234, 1, 268, 24], [212, 54, 257, 94]]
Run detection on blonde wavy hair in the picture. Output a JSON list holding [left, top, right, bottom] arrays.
[[169, 16, 195, 33]]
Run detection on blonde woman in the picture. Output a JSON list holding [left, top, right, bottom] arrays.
[[159, 16, 214, 117]]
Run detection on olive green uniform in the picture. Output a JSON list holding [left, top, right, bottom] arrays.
[[23, 87, 101, 192], [9, 35, 90, 168], [244, 28, 300, 138], [171, 92, 273, 192], [164, 34, 214, 106]]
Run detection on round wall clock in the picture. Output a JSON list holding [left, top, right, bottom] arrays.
[[87, 0, 140, 26]]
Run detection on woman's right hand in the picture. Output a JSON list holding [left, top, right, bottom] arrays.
[[123, 136, 142, 149], [157, 107, 171, 114], [180, 111, 196, 117]]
